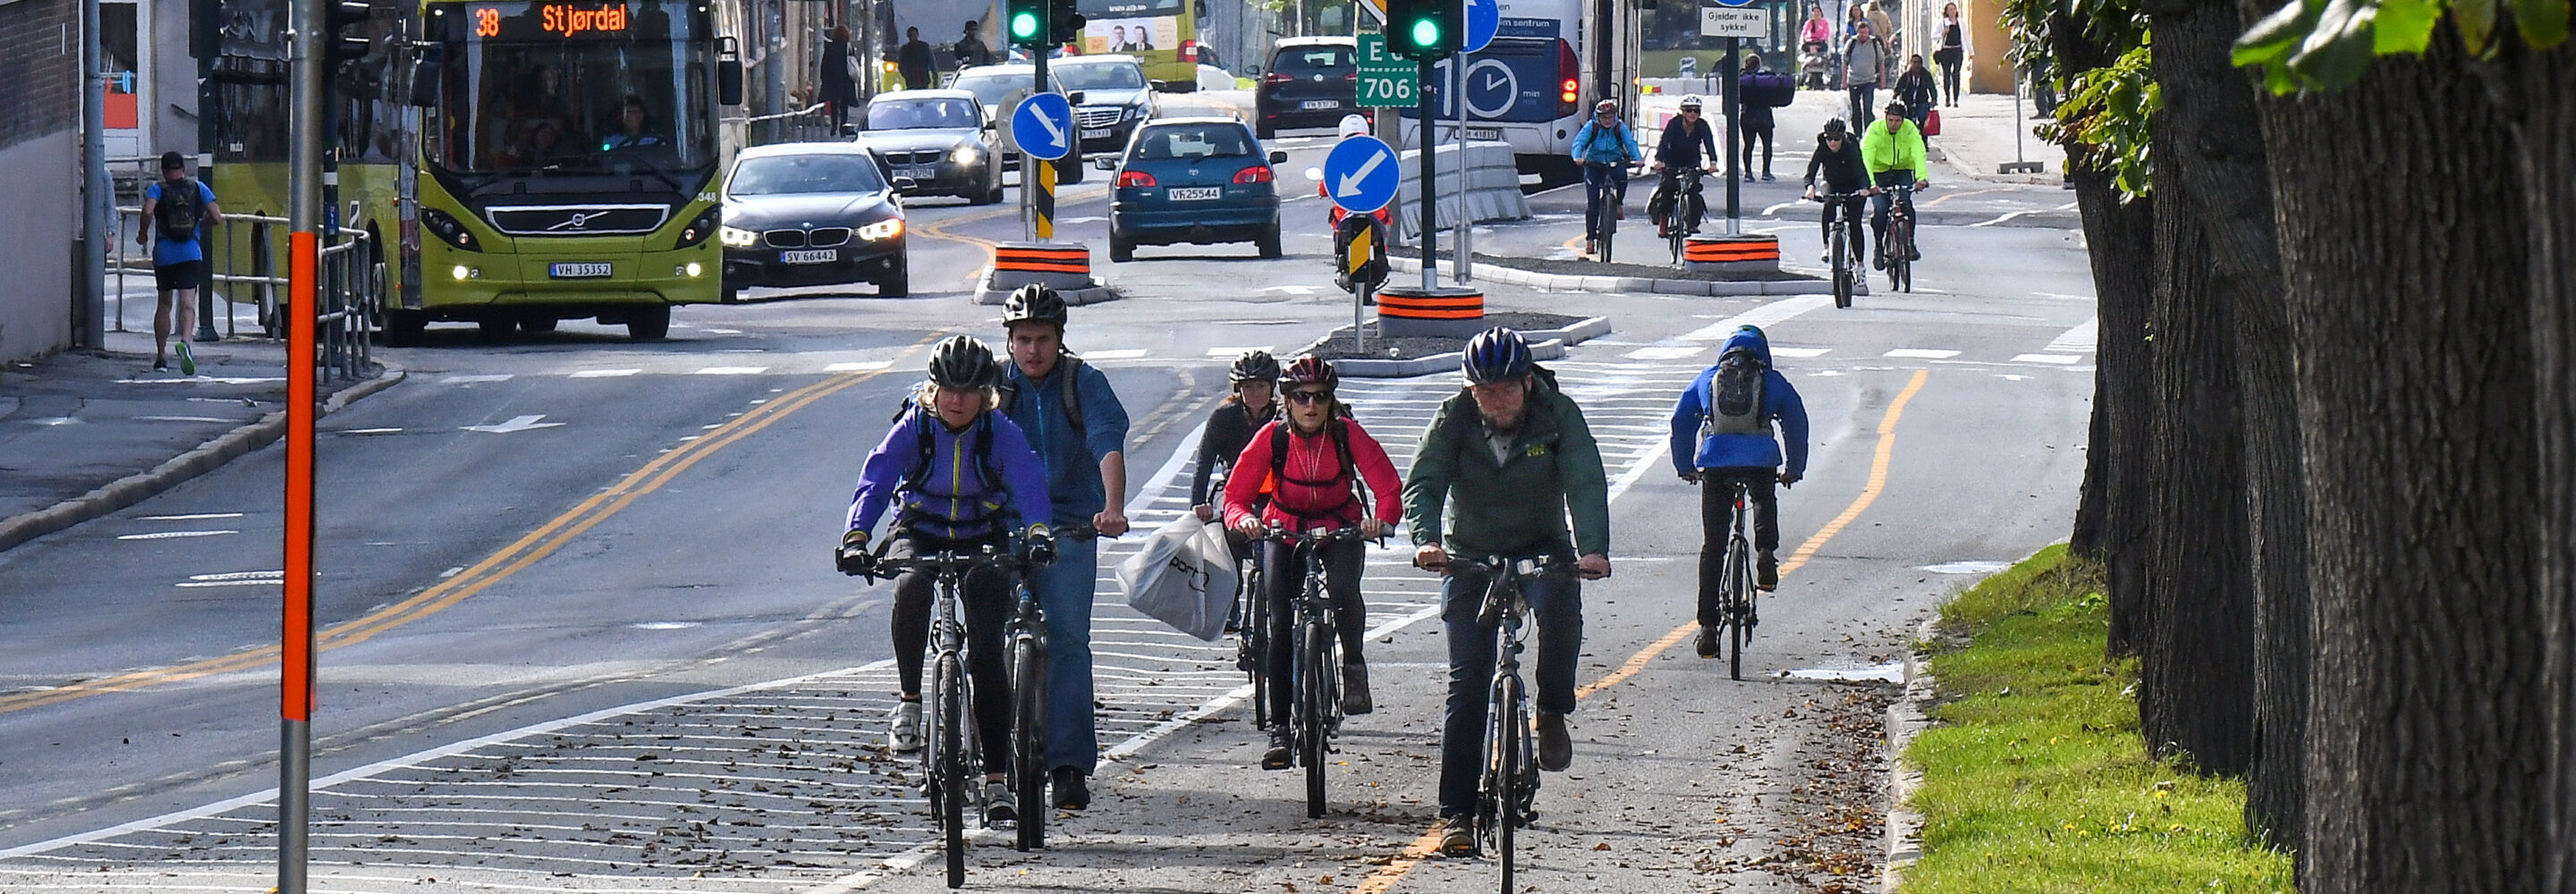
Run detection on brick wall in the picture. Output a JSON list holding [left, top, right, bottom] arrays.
[[0, 0, 80, 151]]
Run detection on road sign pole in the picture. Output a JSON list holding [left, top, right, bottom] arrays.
[[1036, 159, 1055, 240], [1417, 58, 1436, 291], [280, 0, 323, 888], [1725, 36, 1741, 234], [1453, 56, 1470, 284]]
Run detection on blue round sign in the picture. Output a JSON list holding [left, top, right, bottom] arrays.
[[1464, 0, 1501, 54], [1011, 93, 1075, 161], [1323, 135, 1399, 215]]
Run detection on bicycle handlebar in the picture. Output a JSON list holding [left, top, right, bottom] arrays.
[[864, 547, 1028, 582]]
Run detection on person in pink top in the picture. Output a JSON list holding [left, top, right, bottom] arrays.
[[1223, 355, 1405, 770], [1801, 5, 1833, 51]]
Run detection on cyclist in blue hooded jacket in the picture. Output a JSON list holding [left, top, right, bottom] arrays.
[[837, 334, 1055, 824], [1667, 325, 1809, 658]]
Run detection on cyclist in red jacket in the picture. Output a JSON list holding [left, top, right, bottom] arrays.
[[1222, 355, 1404, 769]]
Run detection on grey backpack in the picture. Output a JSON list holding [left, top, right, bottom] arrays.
[[1703, 348, 1771, 437]]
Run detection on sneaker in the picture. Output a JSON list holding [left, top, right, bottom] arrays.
[[174, 342, 195, 376], [1757, 551, 1779, 591], [1820, 249, 1831, 264], [984, 781, 1017, 824], [888, 700, 924, 753], [1908, 246, 1923, 261], [1535, 711, 1572, 772], [1762, 173, 1777, 181], [153, 357, 168, 372], [1049, 767, 1089, 810], [1340, 659, 1373, 715], [1437, 817, 1476, 856], [1695, 625, 1721, 658], [1261, 728, 1293, 771], [1872, 253, 1886, 270]]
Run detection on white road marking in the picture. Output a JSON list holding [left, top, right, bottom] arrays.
[[1883, 348, 1961, 358], [568, 368, 643, 378], [693, 366, 771, 375], [115, 530, 236, 541], [2046, 317, 2097, 353], [1968, 209, 2041, 227], [1083, 349, 1149, 359], [139, 513, 243, 521], [459, 415, 565, 434], [825, 360, 893, 373], [437, 374, 513, 384], [2012, 353, 2080, 364], [1205, 346, 1272, 357], [1625, 346, 1706, 359], [134, 416, 233, 423], [1771, 346, 1831, 358]]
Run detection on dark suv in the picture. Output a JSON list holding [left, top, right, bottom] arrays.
[[1254, 38, 1357, 139]]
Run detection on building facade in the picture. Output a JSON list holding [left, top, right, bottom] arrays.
[[0, 0, 82, 362]]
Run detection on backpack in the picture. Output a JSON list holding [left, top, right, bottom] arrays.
[[996, 351, 1087, 441], [1580, 120, 1630, 159], [1704, 347, 1772, 437], [1749, 72, 1796, 107], [1267, 413, 1362, 526], [156, 178, 202, 242], [890, 401, 1004, 500]]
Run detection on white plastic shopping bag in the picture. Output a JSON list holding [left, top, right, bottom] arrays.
[[1117, 514, 1239, 642]]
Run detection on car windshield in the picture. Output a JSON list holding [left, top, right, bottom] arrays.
[[728, 154, 886, 196], [950, 72, 1057, 106], [1271, 46, 1353, 74], [1133, 125, 1255, 160], [868, 98, 979, 130], [1055, 62, 1145, 91], [426, 0, 716, 175]]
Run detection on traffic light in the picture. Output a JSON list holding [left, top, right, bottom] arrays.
[[324, 0, 374, 70], [1005, 0, 1045, 46], [1385, 0, 1456, 60], [1047, 0, 1083, 46]]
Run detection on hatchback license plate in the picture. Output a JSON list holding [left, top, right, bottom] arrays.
[[1167, 187, 1221, 200], [1301, 99, 1341, 110], [896, 166, 937, 181], [549, 262, 612, 278], [780, 249, 836, 265]]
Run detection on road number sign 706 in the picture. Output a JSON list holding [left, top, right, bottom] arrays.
[[1361, 76, 1417, 105]]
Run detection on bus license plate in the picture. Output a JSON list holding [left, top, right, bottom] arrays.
[[780, 249, 836, 265], [1301, 100, 1340, 110], [1167, 187, 1221, 201], [549, 262, 612, 278], [1466, 127, 1502, 140]]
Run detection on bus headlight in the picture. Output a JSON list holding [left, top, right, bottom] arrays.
[[859, 219, 904, 241], [675, 207, 724, 249], [451, 265, 479, 280], [421, 207, 481, 251], [719, 224, 759, 248]]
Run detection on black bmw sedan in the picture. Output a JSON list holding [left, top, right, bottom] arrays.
[[719, 143, 909, 299]]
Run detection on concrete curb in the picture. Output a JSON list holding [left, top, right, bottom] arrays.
[[1385, 255, 1835, 297], [1883, 613, 1940, 892], [971, 272, 1123, 307], [1331, 316, 1610, 378], [0, 362, 408, 554]]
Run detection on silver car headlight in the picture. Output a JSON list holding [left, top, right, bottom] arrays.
[[719, 224, 758, 248], [952, 145, 980, 165], [859, 219, 905, 241]]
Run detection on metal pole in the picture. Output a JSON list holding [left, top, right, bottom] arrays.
[[1724, 36, 1741, 235], [1451, 55, 1469, 283], [1416, 58, 1436, 291], [1031, 31, 1049, 243], [277, 0, 323, 884], [195, 153, 220, 342], [80, 0, 108, 350]]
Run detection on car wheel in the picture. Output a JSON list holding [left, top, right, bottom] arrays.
[[1109, 232, 1134, 263], [626, 304, 672, 340], [1256, 224, 1283, 259]]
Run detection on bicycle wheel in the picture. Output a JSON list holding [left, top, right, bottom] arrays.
[[1241, 563, 1268, 730], [1012, 637, 1046, 851], [1301, 616, 1336, 818], [1890, 218, 1913, 292], [1725, 537, 1750, 681], [1492, 672, 1527, 891], [935, 653, 970, 888], [1829, 224, 1852, 308]]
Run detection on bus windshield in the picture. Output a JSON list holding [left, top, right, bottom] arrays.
[[428, 1, 715, 177]]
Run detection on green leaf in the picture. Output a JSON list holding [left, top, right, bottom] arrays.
[[2288, 0, 2378, 88], [2373, 0, 2442, 52], [2235, 0, 2322, 65], [2518, 0, 2572, 49], [2453, 0, 2501, 53]]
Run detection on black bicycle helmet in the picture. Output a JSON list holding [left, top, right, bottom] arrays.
[[1462, 327, 1533, 384], [1001, 284, 1068, 329], [1229, 350, 1281, 384], [927, 334, 1001, 390], [1822, 118, 1848, 137], [1279, 355, 1338, 391]]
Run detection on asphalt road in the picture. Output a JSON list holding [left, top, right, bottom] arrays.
[[0, 94, 2097, 893]]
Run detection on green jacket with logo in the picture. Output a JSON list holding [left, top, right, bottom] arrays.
[[1402, 369, 1612, 559]]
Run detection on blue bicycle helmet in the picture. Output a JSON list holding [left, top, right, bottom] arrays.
[[1462, 327, 1534, 384]]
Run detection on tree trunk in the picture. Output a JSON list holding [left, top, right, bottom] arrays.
[[2255, 33, 2548, 894], [2066, 167, 2157, 657]]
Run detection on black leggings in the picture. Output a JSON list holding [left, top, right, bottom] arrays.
[[1261, 536, 1368, 724], [890, 531, 1014, 771], [1740, 122, 1775, 175], [1821, 195, 1868, 265], [1698, 468, 1779, 627]]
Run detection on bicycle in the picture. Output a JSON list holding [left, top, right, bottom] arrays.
[[1006, 522, 1096, 851], [864, 543, 1032, 888], [1813, 190, 1866, 308], [1700, 477, 1762, 680], [1432, 553, 1570, 890], [1657, 166, 1707, 265], [1877, 181, 1919, 293], [1272, 526, 1372, 818], [1582, 163, 1635, 264]]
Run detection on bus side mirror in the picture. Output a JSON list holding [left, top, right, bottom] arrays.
[[718, 36, 745, 106], [408, 55, 439, 107]]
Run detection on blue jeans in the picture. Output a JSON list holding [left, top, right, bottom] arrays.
[[1438, 558, 1582, 817], [1581, 164, 1630, 242], [1847, 83, 1877, 129], [1030, 531, 1100, 774]]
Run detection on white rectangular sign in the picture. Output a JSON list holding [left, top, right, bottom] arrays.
[[1701, 6, 1769, 37]]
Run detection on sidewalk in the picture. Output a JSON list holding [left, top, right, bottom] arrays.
[[0, 325, 400, 552], [1922, 90, 2069, 186]]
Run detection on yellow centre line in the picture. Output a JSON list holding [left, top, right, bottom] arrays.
[[1353, 367, 1931, 894], [0, 341, 934, 717]]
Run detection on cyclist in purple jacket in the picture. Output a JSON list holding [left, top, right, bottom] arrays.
[[837, 335, 1055, 824]]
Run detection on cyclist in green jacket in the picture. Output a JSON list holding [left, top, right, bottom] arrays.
[[1858, 100, 1931, 269], [1403, 327, 1612, 856]]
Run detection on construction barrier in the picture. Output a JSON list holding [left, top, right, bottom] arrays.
[[994, 243, 1092, 276], [1683, 233, 1783, 274], [1375, 285, 1487, 338], [1387, 139, 1531, 240]]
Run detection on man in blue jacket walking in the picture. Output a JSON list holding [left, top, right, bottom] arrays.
[[1668, 325, 1809, 658]]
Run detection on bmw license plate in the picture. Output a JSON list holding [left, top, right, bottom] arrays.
[[1166, 187, 1221, 201], [896, 166, 937, 181], [548, 262, 612, 278], [1301, 99, 1340, 110], [779, 249, 836, 265]]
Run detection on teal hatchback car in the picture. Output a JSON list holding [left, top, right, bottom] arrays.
[[1100, 117, 1290, 262]]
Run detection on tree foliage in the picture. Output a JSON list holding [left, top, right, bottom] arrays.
[[2001, 0, 2158, 198], [2234, 0, 2572, 89]]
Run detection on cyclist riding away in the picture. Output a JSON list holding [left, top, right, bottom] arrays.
[[1801, 119, 1870, 266], [1648, 95, 1719, 239], [1570, 99, 1642, 257], [1668, 325, 1809, 657], [837, 335, 1058, 823], [1403, 328, 1612, 856], [997, 284, 1134, 812], [1860, 100, 1930, 270], [1222, 356, 1404, 770]]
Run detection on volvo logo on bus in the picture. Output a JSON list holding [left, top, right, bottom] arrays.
[[487, 205, 670, 235], [552, 212, 595, 231]]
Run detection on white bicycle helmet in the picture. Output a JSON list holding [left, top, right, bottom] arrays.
[[1679, 94, 1705, 109]]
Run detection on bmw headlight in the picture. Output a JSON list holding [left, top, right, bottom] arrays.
[[859, 219, 905, 241], [951, 145, 981, 165], [719, 224, 759, 248]]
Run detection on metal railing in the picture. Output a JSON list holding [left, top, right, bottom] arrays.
[[724, 101, 843, 146], [110, 205, 379, 384]]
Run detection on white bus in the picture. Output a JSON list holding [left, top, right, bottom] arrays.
[[1397, 0, 1640, 184]]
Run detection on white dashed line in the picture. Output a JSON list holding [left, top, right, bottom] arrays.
[[568, 368, 643, 378], [692, 367, 770, 375], [438, 375, 513, 384], [116, 530, 238, 541], [1624, 346, 1707, 360], [1083, 349, 1149, 359], [2012, 353, 2080, 364], [1883, 348, 1962, 358], [824, 361, 893, 373], [1770, 347, 1831, 358]]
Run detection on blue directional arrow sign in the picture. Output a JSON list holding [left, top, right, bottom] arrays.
[[1464, 0, 1501, 53], [1324, 135, 1399, 215], [1010, 92, 1075, 161]]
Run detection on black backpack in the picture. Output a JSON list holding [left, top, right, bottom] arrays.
[[1266, 414, 1362, 527], [1704, 347, 1771, 436], [156, 178, 202, 242], [890, 401, 1004, 498]]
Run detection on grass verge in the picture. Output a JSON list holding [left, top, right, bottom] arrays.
[[1897, 544, 2295, 893]]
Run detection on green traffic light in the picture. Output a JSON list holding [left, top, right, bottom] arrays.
[[1010, 11, 1040, 39], [1409, 17, 1440, 48]]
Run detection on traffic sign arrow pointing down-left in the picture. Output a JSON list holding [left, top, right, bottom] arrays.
[[1336, 150, 1389, 198], [462, 415, 566, 434]]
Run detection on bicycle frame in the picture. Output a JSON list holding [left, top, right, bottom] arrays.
[[1662, 167, 1707, 263], [1440, 552, 1566, 875], [866, 544, 1026, 884]]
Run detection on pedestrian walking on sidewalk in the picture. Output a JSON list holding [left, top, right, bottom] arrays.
[[136, 150, 223, 375], [1841, 21, 1891, 131], [1737, 55, 1791, 180], [897, 27, 932, 89], [956, 20, 996, 68], [1936, 3, 1966, 105], [819, 24, 860, 134], [1864, 1, 1894, 48]]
